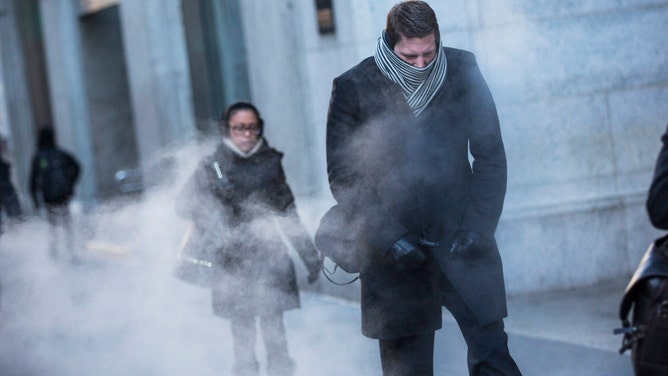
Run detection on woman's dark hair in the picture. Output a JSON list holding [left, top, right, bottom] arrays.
[[385, 1, 440, 47], [219, 101, 264, 137]]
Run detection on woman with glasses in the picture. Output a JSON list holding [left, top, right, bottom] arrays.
[[177, 101, 322, 376]]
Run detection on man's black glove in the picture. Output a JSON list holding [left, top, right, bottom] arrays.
[[387, 234, 427, 271], [448, 230, 492, 258]]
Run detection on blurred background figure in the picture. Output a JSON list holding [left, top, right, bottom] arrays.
[[176, 101, 322, 376], [648, 123, 668, 229], [616, 122, 668, 376], [29, 126, 81, 261], [632, 121, 668, 375], [0, 136, 23, 236]]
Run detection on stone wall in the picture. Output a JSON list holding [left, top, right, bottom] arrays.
[[2, 0, 666, 295], [242, 0, 668, 294]]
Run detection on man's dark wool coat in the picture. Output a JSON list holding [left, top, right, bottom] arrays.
[[324, 47, 508, 339]]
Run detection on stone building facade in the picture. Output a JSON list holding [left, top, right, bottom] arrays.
[[1, 0, 667, 294]]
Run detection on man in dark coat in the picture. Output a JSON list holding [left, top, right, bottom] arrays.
[[29, 126, 81, 260], [320, 1, 521, 375]]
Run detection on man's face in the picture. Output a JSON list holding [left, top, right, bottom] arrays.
[[393, 33, 437, 68]]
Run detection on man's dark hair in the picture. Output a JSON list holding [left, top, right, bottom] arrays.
[[385, 1, 440, 47], [37, 126, 56, 150]]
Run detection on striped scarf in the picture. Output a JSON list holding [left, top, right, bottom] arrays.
[[373, 31, 447, 116]]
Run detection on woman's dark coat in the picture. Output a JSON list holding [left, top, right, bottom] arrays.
[[325, 47, 508, 339], [177, 141, 321, 318]]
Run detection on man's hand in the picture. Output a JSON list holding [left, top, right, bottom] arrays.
[[448, 230, 492, 258], [388, 234, 427, 271]]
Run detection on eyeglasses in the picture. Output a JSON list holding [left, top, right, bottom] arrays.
[[230, 124, 260, 135]]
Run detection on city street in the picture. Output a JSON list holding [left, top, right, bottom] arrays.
[[0, 200, 633, 375], [0, 3, 664, 376]]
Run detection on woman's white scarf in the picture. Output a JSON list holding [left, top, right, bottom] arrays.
[[223, 137, 264, 158], [373, 31, 447, 116]]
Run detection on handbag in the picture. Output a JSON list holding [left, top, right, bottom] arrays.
[[315, 204, 361, 284], [173, 222, 221, 288]]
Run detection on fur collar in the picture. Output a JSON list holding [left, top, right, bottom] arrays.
[[222, 137, 264, 158]]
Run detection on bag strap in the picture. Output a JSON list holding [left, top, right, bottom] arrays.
[[322, 257, 359, 286]]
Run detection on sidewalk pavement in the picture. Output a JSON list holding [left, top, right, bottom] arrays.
[[504, 278, 629, 354], [500, 279, 634, 375], [0, 218, 634, 375]]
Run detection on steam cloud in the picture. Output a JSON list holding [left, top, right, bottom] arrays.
[[0, 137, 379, 375]]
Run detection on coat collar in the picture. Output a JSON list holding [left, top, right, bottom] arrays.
[[222, 137, 265, 158]]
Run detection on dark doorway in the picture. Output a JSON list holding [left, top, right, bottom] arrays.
[[14, 0, 52, 131], [181, 0, 251, 135], [79, 5, 138, 199]]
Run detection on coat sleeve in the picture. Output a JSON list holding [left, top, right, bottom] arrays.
[[326, 76, 408, 256], [459, 54, 507, 239], [269, 163, 322, 273], [66, 152, 81, 185], [278, 203, 322, 274], [647, 124, 668, 229], [28, 155, 40, 208]]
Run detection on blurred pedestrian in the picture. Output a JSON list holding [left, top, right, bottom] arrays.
[[319, 1, 521, 375], [176, 101, 322, 376], [29, 126, 81, 261], [0, 136, 22, 235]]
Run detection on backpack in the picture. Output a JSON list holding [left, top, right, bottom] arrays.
[[37, 150, 78, 204], [615, 235, 668, 376]]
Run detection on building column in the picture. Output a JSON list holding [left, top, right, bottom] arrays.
[[0, 0, 37, 206], [39, 0, 96, 207], [118, 0, 194, 167], [239, 0, 317, 197]]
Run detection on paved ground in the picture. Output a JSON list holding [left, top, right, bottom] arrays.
[[0, 215, 634, 375]]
